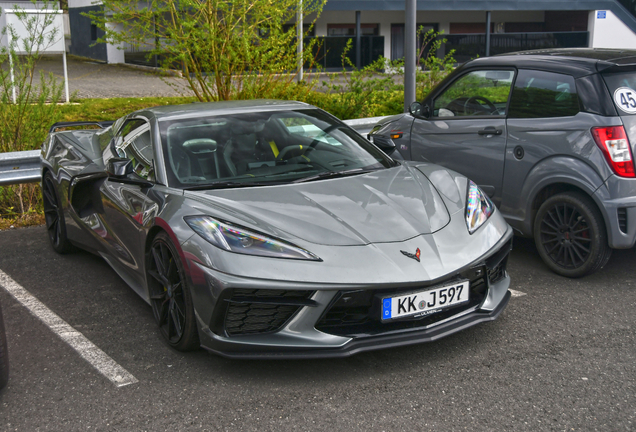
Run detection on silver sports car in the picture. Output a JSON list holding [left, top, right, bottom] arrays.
[[40, 100, 512, 358]]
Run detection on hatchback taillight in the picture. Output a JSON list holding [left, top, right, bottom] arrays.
[[591, 126, 635, 178]]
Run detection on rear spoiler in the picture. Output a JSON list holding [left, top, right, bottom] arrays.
[[597, 60, 636, 74], [49, 121, 115, 133]]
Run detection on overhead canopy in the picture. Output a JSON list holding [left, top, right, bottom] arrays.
[[323, 0, 636, 33]]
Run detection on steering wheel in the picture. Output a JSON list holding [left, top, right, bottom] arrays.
[[463, 96, 498, 115], [276, 145, 314, 161]]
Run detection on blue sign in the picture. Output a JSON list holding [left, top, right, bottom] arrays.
[[383, 298, 392, 319], [597, 11, 607, 19]]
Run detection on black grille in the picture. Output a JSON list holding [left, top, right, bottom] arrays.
[[618, 208, 628, 234], [315, 239, 512, 338], [223, 289, 314, 336], [315, 266, 489, 337]]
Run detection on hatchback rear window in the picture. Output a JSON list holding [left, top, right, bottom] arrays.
[[602, 72, 636, 115]]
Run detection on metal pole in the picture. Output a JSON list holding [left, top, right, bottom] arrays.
[[355, 10, 361, 68], [297, 0, 303, 82], [62, 49, 70, 103], [404, 0, 416, 112], [486, 11, 491, 57], [7, 30, 16, 104], [8, 52, 16, 104]]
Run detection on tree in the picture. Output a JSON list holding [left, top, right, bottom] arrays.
[[89, 0, 326, 101], [0, 0, 63, 153]]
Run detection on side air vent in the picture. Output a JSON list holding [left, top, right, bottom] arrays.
[[618, 208, 628, 234]]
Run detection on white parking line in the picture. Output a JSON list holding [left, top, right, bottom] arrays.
[[509, 289, 527, 297], [0, 269, 138, 387]]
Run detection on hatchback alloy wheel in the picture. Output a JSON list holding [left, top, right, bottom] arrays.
[[534, 192, 611, 278]]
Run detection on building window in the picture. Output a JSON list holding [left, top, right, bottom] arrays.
[[91, 24, 97, 41], [327, 24, 379, 36], [449, 23, 488, 34]]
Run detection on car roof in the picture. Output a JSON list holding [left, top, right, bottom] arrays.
[[137, 99, 313, 121], [464, 48, 636, 78]]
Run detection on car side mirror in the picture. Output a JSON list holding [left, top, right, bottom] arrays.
[[409, 102, 430, 119], [106, 158, 153, 188], [107, 158, 134, 178]]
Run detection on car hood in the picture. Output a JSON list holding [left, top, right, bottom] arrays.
[[184, 165, 451, 246]]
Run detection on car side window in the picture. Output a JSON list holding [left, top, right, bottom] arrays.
[[508, 70, 579, 118], [433, 70, 514, 117], [116, 119, 146, 142], [114, 119, 155, 181]]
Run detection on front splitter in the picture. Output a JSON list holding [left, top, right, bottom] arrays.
[[200, 290, 511, 360]]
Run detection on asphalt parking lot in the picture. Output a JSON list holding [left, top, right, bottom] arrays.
[[32, 55, 355, 99], [0, 226, 634, 431], [33, 55, 187, 99]]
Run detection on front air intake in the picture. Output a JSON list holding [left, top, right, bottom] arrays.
[[223, 289, 315, 336]]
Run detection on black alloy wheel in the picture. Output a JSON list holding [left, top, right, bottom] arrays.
[[534, 192, 611, 278], [147, 232, 199, 351], [41, 172, 73, 254], [0, 302, 9, 390]]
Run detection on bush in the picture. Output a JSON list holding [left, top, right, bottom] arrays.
[[415, 28, 456, 101], [318, 41, 403, 119]]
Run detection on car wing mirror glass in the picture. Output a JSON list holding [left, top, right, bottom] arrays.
[[409, 102, 430, 119]]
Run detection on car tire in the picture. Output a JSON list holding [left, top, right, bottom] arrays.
[[146, 232, 199, 351], [41, 172, 74, 254], [534, 192, 611, 278], [0, 302, 9, 390]]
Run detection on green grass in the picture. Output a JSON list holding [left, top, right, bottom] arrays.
[[57, 96, 198, 123]]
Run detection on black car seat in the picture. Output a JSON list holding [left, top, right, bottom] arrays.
[[182, 138, 220, 180], [223, 132, 279, 175]]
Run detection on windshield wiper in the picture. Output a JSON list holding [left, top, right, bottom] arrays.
[[292, 167, 381, 183], [182, 181, 281, 191]]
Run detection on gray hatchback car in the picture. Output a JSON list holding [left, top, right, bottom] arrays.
[[369, 49, 636, 277]]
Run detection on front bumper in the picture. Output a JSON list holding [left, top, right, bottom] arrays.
[[191, 228, 513, 359]]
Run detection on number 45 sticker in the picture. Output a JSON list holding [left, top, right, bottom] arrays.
[[614, 87, 636, 114]]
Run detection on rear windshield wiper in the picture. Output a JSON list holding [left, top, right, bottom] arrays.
[[292, 167, 381, 183]]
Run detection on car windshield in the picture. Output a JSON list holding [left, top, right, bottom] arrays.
[[158, 109, 396, 189]]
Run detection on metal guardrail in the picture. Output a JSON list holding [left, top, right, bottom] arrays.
[[0, 116, 388, 187], [0, 150, 41, 186]]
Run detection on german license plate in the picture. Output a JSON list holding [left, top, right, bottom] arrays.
[[381, 281, 470, 321]]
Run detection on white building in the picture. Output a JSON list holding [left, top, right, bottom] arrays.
[[67, 0, 636, 66]]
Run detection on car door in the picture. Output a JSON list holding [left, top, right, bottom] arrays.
[[96, 118, 159, 292], [411, 69, 515, 206], [502, 69, 584, 222]]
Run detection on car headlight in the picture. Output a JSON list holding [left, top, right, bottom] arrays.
[[465, 180, 494, 234], [184, 216, 321, 260]]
